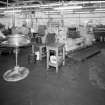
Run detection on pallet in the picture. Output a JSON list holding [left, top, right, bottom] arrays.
[[67, 45, 101, 62]]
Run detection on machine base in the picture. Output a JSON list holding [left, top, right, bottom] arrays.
[[3, 66, 29, 82]]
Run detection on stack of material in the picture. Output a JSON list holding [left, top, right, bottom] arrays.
[[12, 26, 30, 35], [65, 37, 84, 52], [79, 25, 95, 46], [57, 27, 67, 44], [93, 25, 105, 42], [68, 45, 100, 62], [46, 33, 56, 45], [67, 27, 80, 39], [38, 25, 46, 36]]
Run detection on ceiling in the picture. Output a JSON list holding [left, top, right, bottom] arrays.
[[0, 0, 105, 6], [0, 0, 68, 7], [1, 0, 105, 14], [0, 0, 105, 8]]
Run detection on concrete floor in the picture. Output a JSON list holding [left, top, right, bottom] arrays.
[[0, 42, 105, 105]]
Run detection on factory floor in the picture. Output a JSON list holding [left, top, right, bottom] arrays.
[[0, 42, 105, 105]]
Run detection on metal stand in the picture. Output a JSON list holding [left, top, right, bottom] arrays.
[[16, 47, 18, 67], [3, 35, 30, 82]]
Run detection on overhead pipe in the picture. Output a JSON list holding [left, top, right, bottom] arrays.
[[1, 1, 105, 12], [0, 1, 11, 6]]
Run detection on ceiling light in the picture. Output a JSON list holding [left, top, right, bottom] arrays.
[[4, 10, 21, 13], [54, 6, 82, 10]]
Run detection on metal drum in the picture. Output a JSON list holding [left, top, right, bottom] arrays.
[[7, 34, 30, 47]]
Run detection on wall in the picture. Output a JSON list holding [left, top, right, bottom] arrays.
[[63, 12, 105, 27], [0, 15, 12, 28], [0, 11, 105, 30]]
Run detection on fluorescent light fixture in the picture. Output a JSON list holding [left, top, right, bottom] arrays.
[[54, 6, 82, 10], [95, 8, 105, 11], [4, 10, 21, 13]]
